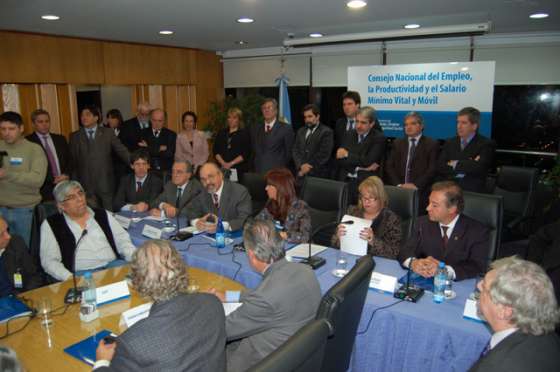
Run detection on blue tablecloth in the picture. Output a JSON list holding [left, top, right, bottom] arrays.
[[125, 214, 491, 372]]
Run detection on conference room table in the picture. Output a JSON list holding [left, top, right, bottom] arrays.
[[1, 266, 244, 372], [127, 214, 492, 372]]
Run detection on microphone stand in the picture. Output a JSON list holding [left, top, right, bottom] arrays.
[[64, 229, 88, 304], [394, 227, 425, 302], [171, 189, 202, 241], [301, 220, 354, 270]]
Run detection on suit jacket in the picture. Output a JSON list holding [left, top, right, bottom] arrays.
[[437, 134, 495, 193], [97, 293, 226, 372], [251, 121, 294, 174], [398, 214, 490, 280], [335, 117, 382, 150], [186, 180, 252, 231], [469, 331, 560, 372], [141, 127, 176, 172], [226, 258, 322, 372], [26, 132, 72, 201], [69, 126, 130, 196], [151, 178, 204, 216], [0, 235, 42, 294], [120, 117, 149, 152], [336, 129, 386, 182], [175, 130, 209, 171], [292, 123, 334, 178], [114, 173, 163, 211]]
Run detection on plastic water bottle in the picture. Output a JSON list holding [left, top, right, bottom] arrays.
[[215, 217, 225, 248], [433, 262, 447, 304], [80, 271, 99, 322]]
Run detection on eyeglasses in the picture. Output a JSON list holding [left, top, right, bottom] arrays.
[[360, 195, 378, 203], [62, 190, 85, 203]]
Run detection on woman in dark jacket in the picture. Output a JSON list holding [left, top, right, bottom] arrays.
[[213, 107, 251, 181]]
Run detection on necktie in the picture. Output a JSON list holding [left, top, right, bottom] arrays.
[[212, 193, 220, 210], [87, 129, 95, 141], [441, 225, 449, 248], [358, 134, 365, 144], [347, 119, 355, 131], [154, 130, 160, 138], [136, 181, 142, 193], [176, 187, 182, 208], [265, 124, 272, 133], [405, 138, 417, 184], [41, 135, 60, 177], [461, 138, 468, 150]]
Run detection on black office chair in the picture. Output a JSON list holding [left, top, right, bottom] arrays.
[[247, 318, 333, 372], [493, 166, 539, 241], [384, 185, 418, 246], [300, 177, 348, 246], [239, 172, 268, 216], [316, 255, 375, 372], [463, 191, 504, 263], [29, 201, 58, 259]]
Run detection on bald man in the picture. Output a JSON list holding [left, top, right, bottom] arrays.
[[186, 163, 252, 233]]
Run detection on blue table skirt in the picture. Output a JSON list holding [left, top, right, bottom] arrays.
[[124, 213, 491, 372]]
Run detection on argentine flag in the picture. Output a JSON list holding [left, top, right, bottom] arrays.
[[275, 74, 292, 125]]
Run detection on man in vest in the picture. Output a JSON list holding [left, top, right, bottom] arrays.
[[39, 180, 135, 281]]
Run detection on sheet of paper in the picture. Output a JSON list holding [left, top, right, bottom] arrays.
[[285, 244, 328, 259], [120, 302, 152, 328], [223, 302, 242, 316], [230, 168, 238, 182], [463, 298, 486, 322], [143, 215, 165, 221], [340, 214, 371, 256]]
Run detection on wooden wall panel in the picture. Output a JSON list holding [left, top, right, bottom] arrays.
[[148, 85, 163, 109], [18, 84, 40, 135], [194, 51, 224, 128], [39, 84, 61, 134], [56, 85, 77, 138], [163, 86, 180, 133]]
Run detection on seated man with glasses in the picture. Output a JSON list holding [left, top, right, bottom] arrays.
[[40, 180, 135, 281]]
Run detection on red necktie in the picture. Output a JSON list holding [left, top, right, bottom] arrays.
[[441, 226, 449, 248]]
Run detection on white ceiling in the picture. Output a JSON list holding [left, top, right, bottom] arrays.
[[0, 0, 558, 52]]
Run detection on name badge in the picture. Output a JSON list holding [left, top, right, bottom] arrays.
[[96, 280, 130, 306], [369, 272, 398, 294], [13, 273, 23, 289], [463, 298, 486, 323], [142, 224, 162, 239], [114, 214, 131, 229], [120, 302, 152, 328], [9, 157, 23, 165]]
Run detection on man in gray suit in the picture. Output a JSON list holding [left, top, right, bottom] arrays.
[[95, 239, 226, 371], [187, 162, 251, 232], [251, 98, 294, 174], [69, 105, 129, 211], [209, 219, 322, 372], [149, 161, 203, 218]]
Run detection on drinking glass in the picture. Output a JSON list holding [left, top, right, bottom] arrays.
[[37, 297, 53, 327]]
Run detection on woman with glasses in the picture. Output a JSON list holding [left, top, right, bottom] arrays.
[[256, 168, 311, 244], [333, 176, 402, 258]]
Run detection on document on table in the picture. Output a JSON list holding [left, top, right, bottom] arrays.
[[285, 244, 328, 259], [340, 214, 371, 256], [223, 302, 242, 316]]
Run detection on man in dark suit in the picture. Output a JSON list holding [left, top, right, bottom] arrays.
[[292, 103, 333, 181], [139, 108, 176, 177], [149, 161, 203, 218], [69, 105, 130, 211], [469, 256, 560, 372], [26, 109, 72, 201], [399, 181, 489, 281], [251, 98, 294, 174], [208, 219, 321, 372], [334, 91, 382, 151], [336, 106, 386, 203], [187, 162, 252, 232], [114, 150, 163, 212], [385, 111, 439, 210], [95, 239, 226, 371], [437, 107, 495, 193], [0, 216, 42, 297], [120, 102, 151, 152]]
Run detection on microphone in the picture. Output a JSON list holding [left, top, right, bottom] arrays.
[[171, 189, 202, 241], [65, 229, 88, 304], [394, 227, 424, 302], [301, 220, 354, 270]]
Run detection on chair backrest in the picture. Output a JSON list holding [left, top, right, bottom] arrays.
[[239, 172, 268, 216], [384, 185, 418, 245], [300, 177, 348, 246], [247, 318, 332, 372], [493, 166, 539, 218], [463, 191, 503, 262], [316, 255, 375, 372]]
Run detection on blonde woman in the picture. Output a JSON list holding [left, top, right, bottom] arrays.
[[213, 107, 251, 179]]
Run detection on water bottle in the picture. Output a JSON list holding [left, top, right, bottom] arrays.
[[433, 262, 447, 304], [79, 271, 99, 322], [215, 217, 225, 248]]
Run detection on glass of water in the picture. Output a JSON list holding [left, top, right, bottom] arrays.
[[332, 251, 349, 278], [37, 297, 52, 327]]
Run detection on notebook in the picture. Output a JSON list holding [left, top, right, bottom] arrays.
[[64, 330, 114, 366], [0, 296, 33, 323]]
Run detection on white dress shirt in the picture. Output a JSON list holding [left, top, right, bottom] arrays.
[[40, 208, 136, 281], [490, 328, 518, 349]]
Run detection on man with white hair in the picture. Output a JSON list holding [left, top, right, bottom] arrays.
[[40, 180, 135, 281], [121, 102, 152, 152], [470, 256, 560, 371]]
